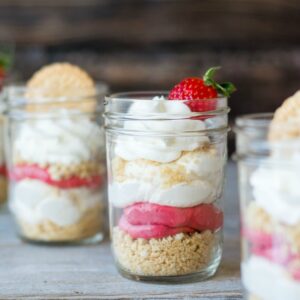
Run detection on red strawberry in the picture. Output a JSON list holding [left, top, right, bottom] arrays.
[[168, 67, 236, 112]]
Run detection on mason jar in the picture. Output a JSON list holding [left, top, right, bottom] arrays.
[[4, 84, 107, 243], [105, 92, 229, 282], [235, 114, 300, 300]]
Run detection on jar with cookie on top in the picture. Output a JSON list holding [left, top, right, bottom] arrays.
[[4, 63, 107, 243]]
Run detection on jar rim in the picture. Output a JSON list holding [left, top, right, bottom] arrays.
[[104, 91, 229, 121], [2, 84, 108, 120], [234, 113, 273, 131], [104, 91, 229, 136], [106, 91, 227, 102], [3, 83, 108, 108], [233, 113, 300, 164]]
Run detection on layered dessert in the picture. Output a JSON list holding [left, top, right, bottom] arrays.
[[242, 91, 300, 300], [8, 63, 106, 242], [0, 52, 11, 206], [108, 68, 236, 278]]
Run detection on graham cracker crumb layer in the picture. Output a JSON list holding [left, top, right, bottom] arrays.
[[0, 175, 7, 204], [16, 205, 103, 242], [244, 202, 273, 234], [113, 227, 218, 276], [113, 146, 220, 188], [245, 202, 300, 253]]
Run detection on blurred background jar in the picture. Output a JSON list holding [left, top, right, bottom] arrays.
[[4, 83, 108, 243], [235, 114, 300, 300], [0, 42, 14, 208], [105, 92, 229, 282]]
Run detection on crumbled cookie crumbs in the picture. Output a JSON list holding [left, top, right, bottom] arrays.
[[16, 204, 103, 242], [113, 227, 218, 276]]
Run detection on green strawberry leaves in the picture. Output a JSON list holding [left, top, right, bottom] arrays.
[[203, 66, 236, 98], [0, 45, 14, 71]]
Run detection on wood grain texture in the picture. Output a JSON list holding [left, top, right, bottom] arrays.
[[0, 163, 241, 300], [1, 0, 300, 125], [0, 0, 299, 46]]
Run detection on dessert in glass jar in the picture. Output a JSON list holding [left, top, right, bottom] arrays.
[[236, 91, 300, 300], [105, 67, 236, 282], [0, 46, 13, 207], [5, 63, 107, 243]]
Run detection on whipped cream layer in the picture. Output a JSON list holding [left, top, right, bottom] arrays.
[[10, 179, 103, 226], [111, 149, 223, 208], [14, 110, 104, 165], [115, 98, 209, 163], [251, 159, 300, 225], [110, 180, 214, 208], [242, 256, 300, 300]]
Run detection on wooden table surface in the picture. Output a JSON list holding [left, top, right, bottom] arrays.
[[0, 162, 241, 300]]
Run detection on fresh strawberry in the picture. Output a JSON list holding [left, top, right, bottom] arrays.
[[168, 67, 236, 112]]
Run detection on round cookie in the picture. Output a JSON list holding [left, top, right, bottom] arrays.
[[25, 63, 97, 112], [269, 91, 300, 141]]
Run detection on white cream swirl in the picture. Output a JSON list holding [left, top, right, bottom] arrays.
[[10, 179, 103, 226], [251, 148, 300, 225], [14, 110, 104, 165], [115, 99, 209, 163], [243, 256, 300, 300], [110, 149, 223, 208]]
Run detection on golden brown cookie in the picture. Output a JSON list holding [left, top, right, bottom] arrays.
[[25, 63, 97, 112], [269, 91, 300, 141]]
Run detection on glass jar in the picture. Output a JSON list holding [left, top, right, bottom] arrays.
[[235, 114, 300, 300], [105, 92, 229, 282], [4, 84, 107, 243], [0, 102, 7, 208]]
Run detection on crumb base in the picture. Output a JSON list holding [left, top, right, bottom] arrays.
[[113, 227, 221, 277], [15, 205, 103, 242]]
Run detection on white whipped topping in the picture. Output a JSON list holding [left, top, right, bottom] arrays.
[[14, 111, 104, 165], [251, 157, 300, 225], [242, 256, 300, 300], [10, 179, 103, 226], [109, 180, 214, 208], [110, 150, 223, 208], [115, 99, 209, 163]]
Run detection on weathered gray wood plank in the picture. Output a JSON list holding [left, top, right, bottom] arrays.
[[0, 162, 241, 299]]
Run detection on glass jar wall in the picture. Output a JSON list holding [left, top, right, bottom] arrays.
[[105, 92, 229, 282], [5, 85, 107, 243], [235, 114, 300, 300]]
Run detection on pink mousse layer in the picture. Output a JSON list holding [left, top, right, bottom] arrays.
[[119, 202, 223, 239], [10, 164, 102, 189], [119, 215, 194, 239], [243, 226, 300, 281], [124, 202, 223, 231]]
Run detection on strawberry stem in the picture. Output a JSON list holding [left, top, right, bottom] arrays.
[[203, 66, 236, 97]]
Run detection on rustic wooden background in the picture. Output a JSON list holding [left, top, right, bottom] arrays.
[[1, 0, 300, 121]]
